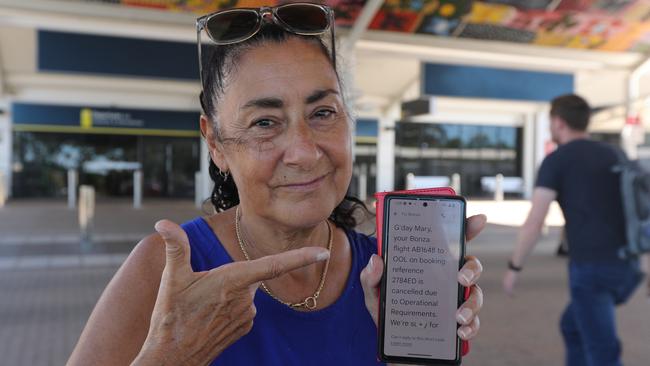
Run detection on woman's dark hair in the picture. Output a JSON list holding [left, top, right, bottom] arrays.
[[201, 24, 371, 230]]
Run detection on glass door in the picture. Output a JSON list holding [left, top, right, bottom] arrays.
[[140, 136, 199, 198]]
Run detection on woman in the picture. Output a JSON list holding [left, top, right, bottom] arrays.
[[67, 3, 484, 365]]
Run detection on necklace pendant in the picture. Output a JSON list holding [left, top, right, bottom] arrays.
[[304, 296, 317, 310], [236, 207, 331, 312]]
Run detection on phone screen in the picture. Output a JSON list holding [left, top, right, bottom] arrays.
[[380, 196, 465, 363]]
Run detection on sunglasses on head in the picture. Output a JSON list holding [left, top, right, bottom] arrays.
[[196, 2, 336, 103]]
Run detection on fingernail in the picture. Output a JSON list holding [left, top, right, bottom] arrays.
[[476, 260, 484, 273], [458, 327, 470, 339], [457, 307, 472, 324], [459, 269, 473, 284], [367, 255, 374, 271], [316, 250, 330, 262], [154, 221, 169, 237]]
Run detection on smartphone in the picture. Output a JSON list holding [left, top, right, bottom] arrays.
[[378, 194, 466, 365]]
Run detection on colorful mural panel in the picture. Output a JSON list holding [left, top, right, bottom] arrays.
[[86, 0, 650, 52], [463, 0, 650, 50]]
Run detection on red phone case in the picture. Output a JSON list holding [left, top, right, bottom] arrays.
[[374, 187, 471, 357]]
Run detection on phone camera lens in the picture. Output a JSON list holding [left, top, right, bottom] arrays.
[[423, 202, 428, 207]]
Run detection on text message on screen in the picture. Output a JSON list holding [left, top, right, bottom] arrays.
[[384, 198, 463, 360]]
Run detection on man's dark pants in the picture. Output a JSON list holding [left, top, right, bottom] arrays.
[[560, 260, 643, 366]]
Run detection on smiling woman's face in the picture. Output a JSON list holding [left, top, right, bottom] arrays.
[[205, 37, 353, 228]]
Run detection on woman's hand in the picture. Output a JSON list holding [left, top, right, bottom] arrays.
[[132, 220, 329, 366], [360, 214, 486, 341]]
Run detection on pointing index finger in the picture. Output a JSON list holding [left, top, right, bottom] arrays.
[[233, 247, 330, 287]]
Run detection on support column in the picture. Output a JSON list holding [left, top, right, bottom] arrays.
[[79, 185, 95, 251], [451, 173, 461, 195], [200, 138, 213, 210], [195, 171, 202, 208], [534, 108, 552, 171], [377, 104, 399, 192], [621, 118, 645, 159], [359, 163, 368, 202], [624, 57, 650, 158], [133, 170, 142, 209], [0, 99, 10, 203], [522, 112, 536, 199], [67, 169, 77, 209]]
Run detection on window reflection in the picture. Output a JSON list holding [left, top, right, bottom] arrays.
[[395, 121, 523, 197], [396, 123, 421, 147], [482, 126, 499, 148], [498, 127, 517, 150], [461, 125, 480, 148], [444, 124, 462, 148], [12, 132, 199, 199], [421, 124, 445, 148]]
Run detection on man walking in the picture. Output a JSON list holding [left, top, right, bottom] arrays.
[[503, 94, 644, 366]]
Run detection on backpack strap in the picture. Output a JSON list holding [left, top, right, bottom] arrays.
[[611, 146, 630, 173]]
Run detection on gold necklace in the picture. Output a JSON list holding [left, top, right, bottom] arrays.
[[235, 206, 333, 310]]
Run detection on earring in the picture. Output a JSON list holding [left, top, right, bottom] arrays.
[[219, 170, 230, 180]]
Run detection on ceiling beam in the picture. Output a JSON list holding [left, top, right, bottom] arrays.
[[0, 0, 192, 24], [341, 0, 383, 53], [0, 1, 194, 41], [0, 1, 643, 74], [356, 31, 642, 73]]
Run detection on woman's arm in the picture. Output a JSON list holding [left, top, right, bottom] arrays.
[[67, 234, 166, 365], [68, 219, 331, 366]]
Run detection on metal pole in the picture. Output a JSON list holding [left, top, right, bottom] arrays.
[[624, 56, 650, 159], [78, 185, 95, 251], [67, 169, 77, 209], [621, 119, 645, 160], [377, 105, 398, 193], [200, 139, 212, 206], [495, 174, 504, 202], [523, 112, 536, 199], [133, 170, 142, 209], [359, 163, 368, 202], [406, 173, 415, 190], [0, 171, 5, 207], [451, 173, 461, 195], [195, 171, 202, 209]]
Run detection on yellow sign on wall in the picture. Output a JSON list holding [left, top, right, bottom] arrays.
[[80, 108, 93, 129]]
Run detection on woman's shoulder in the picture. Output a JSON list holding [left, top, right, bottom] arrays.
[[133, 216, 214, 252], [125, 232, 166, 277], [345, 229, 378, 258], [181, 214, 236, 271], [108, 215, 222, 279], [180, 216, 216, 241], [66, 231, 167, 364]]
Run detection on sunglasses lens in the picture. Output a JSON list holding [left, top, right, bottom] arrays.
[[276, 4, 329, 33], [205, 10, 259, 43]]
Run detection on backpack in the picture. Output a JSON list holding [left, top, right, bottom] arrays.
[[612, 148, 650, 258]]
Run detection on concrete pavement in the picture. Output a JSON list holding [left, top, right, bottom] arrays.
[[0, 198, 648, 365], [0, 198, 560, 270], [0, 198, 206, 269], [1, 249, 648, 366], [0, 198, 207, 245]]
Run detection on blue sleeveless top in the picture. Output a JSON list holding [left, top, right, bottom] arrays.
[[181, 217, 384, 366]]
